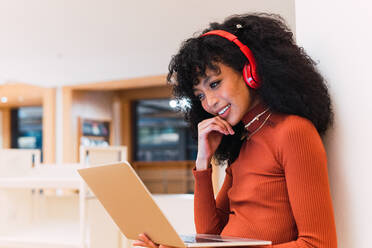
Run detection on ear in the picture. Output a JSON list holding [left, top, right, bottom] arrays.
[[243, 63, 260, 89]]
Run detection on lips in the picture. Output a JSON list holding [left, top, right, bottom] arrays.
[[218, 104, 231, 116]]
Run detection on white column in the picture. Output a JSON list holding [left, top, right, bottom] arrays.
[[295, 1, 372, 247]]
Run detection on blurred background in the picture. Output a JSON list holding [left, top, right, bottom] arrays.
[[0, 0, 370, 247]]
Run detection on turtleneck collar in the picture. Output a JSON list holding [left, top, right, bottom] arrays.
[[241, 101, 271, 133]]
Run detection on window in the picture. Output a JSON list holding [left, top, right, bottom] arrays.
[[11, 106, 43, 150], [133, 99, 197, 162]]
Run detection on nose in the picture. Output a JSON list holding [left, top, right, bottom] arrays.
[[204, 92, 218, 111]]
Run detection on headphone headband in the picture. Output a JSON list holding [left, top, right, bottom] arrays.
[[201, 30, 259, 85]]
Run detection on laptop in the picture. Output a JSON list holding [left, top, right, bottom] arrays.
[[78, 162, 271, 247]]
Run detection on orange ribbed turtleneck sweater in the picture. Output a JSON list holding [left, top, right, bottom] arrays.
[[193, 103, 337, 247]]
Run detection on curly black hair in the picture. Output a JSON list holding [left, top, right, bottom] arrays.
[[167, 13, 333, 165]]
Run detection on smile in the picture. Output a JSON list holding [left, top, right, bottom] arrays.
[[218, 104, 231, 115]]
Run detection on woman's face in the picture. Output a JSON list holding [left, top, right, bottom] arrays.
[[193, 63, 255, 126]]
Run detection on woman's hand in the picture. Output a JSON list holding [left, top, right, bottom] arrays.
[[133, 233, 175, 248], [196, 116, 234, 170]]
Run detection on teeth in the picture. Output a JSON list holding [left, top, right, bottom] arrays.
[[218, 104, 230, 115]]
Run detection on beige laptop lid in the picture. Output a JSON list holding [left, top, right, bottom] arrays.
[[78, 162, 186, 248]]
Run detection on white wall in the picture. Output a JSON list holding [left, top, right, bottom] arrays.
[[296, 1, 372, 247], [0, 0, 295, 87], [0, 0, 295, 164]]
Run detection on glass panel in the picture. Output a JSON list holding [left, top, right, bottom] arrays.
[[135, 99, 197, 161], [15, 106, 43, 150]]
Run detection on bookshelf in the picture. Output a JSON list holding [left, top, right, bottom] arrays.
[[77, 118, 113, 162]]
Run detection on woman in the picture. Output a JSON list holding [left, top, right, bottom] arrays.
[[134, 13, 337, 247]]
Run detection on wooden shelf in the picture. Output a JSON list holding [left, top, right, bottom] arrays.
[[0, 222, 84, 248], [0, 161, 86, 248], [77, 117, 113, 161], [0, 177, 82, 189], [0, 164, 83, 189]]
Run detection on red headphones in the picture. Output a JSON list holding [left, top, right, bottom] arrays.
[[201, 30, 261, 89]]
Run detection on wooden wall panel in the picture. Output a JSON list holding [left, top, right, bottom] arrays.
[[0, 84, 55, 162], [61, 76, 169, 163], [62, 87, 73, 163], [134, 161, 194, 194], [70, 75, 166, 91], [42, 88, 56, 163], [119, 86, 172, 100], [0, 83, 43, 107], [121, 99, 132, 162], [1, 109, 11, 148], [64, 90, 118, 163]]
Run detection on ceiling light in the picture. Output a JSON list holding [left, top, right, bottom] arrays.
[[169, 98, 191, 111], [169, 99, 177, 108], [1, 97, 7, 103]]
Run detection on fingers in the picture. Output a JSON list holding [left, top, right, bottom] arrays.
[[159, 245, 174, 248], [133, 240, 148, 247], [215, 116, 235, 135], [133, 233, 176, 248], [133, 233, 159, 248], [198, 116, 235, 136]]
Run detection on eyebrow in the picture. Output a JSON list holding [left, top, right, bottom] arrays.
[[193, 76, 212, 92]]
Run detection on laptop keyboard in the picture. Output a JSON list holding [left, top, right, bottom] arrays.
[[180, 235, 226, 243]]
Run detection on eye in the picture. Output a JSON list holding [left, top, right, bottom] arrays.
[[210, 80, 221, 89], [196, 93, 205, 101]]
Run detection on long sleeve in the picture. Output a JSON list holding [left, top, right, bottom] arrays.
[[193, 167, 232, 234], [191, 108, 337, 247], [271, 117, 337, 247]]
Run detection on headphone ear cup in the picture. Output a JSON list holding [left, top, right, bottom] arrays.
[[243, 63, 260, 89]]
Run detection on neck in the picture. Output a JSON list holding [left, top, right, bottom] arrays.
[[245, 95, 261, 115], [241, 100, 270, 130]]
